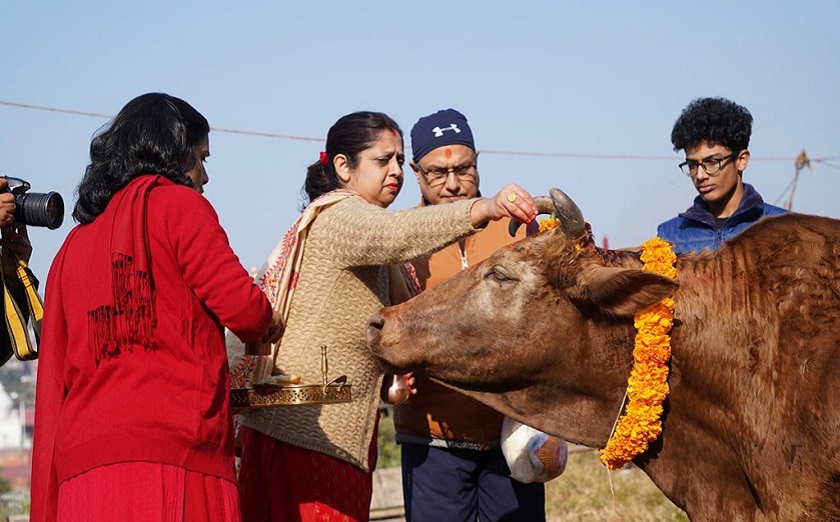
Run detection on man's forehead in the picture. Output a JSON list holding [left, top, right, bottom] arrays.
[[421, 145, 476, 165], [685, 140, 730, 158]]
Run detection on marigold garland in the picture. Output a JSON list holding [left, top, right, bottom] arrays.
[[598, 236, 677, 469], [539, 215, 560, 233]]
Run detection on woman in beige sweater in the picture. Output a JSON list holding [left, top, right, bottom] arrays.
[[237, 111, 536, 522]]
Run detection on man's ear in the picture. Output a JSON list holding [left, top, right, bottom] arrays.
[[474, 150, 481, 187], [409, 161, 423, 185], [737, 149, 750, 174], [334, 154, 351, 184]]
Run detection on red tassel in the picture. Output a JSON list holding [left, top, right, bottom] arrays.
[[88, 254, 156, 365]]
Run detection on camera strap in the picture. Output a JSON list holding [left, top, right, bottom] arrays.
[[1, 253, 43, 361]]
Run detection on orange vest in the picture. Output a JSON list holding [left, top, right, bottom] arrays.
[[394, 216, 531, 449]]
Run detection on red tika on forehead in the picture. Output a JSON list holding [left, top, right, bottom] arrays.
[[389, 128, 397, 137], [444, 148, 452, 158]]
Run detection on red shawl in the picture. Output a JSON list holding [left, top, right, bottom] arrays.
[[87, 175, 164, 364]]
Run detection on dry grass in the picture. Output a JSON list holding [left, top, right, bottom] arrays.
[[545, 448, 688, 522]]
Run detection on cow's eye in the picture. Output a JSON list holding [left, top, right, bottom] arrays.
[[487, 267, 513, 284]]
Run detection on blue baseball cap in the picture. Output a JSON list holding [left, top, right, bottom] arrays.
[[410, 108, 475, 163]]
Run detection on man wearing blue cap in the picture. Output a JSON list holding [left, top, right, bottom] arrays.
[[393, 109, 545, 522]]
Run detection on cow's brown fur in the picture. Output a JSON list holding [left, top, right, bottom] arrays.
[[367, 212, 840, 521]]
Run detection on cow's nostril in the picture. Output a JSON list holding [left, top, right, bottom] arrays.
[[366, 314, 385, 352], [368, 313, 385, 331]]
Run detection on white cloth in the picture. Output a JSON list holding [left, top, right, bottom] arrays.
[[501, 416, 569, 483]]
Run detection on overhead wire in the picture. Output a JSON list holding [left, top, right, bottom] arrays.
[[2, 99, 837, 164], [0, 100, 323, 143], [813, 160, 840, 172]]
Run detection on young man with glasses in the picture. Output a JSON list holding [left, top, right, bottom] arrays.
[[394, 108, 544, 522], [657, 97, 786, 254]]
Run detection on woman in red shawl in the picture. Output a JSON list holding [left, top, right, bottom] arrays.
[[30, 93, 282, 522]]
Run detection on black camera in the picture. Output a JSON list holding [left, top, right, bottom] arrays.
[[0, 176, 64, 230]]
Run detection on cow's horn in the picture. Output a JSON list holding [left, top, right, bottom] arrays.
[[508, 196, 556, 237], [549, 187, 586, 239]]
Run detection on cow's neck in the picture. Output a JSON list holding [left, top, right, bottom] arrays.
[[635, 252, 786, 520]]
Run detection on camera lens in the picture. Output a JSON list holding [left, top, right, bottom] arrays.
[[15, 191, 65, 229]]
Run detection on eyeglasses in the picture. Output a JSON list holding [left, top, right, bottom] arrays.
[[678, 151, 739, 177], [416, 163, 477, 186]]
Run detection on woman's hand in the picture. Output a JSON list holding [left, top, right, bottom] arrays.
[[246, 310, 284, 356], [264, 310, 285, 344], [469, 184, 537, 227], [385, 372, 417, 405]]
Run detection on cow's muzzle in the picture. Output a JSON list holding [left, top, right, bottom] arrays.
[[366, 313, 385, 356], [366, 313, 414, 374]]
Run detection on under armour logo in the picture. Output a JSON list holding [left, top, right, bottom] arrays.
[[432, 124, 461, 137]]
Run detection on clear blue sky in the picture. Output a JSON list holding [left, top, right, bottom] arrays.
[[1, 1, 838, 277]]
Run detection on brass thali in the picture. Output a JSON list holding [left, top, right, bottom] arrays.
[[231, 377, 351, 412], [231, 345, 352, 412]]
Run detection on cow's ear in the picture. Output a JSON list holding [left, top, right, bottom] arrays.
[[579, 266, 678, 317]]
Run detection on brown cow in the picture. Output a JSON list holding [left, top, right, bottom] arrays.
[[367, 188, 840, 522]]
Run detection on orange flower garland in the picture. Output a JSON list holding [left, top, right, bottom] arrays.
[[539, 215, 560, 232], [599, 236, 677, 469]]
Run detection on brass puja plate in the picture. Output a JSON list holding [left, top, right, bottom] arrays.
[[231, 377, 351, 412]]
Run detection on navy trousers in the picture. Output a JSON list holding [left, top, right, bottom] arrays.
[[401, 443, 546, 522]]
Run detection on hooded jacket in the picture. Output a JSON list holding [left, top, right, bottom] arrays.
[[657, 183, 787, 254]]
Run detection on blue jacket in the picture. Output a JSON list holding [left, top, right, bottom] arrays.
[[657, 183, 787, 254]]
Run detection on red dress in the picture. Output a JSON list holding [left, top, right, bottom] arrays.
[[238, 423, 379, 522], [56, 462, 240, 522]]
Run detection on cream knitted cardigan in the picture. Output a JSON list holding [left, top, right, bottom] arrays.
[[240, 195, 479, 471]]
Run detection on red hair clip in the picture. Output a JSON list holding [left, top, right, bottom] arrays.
[[319, 151, 328, 166]]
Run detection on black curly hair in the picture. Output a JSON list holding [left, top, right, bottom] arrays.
[[670, 97, 752, 153], [73, 93, 209, 224]]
